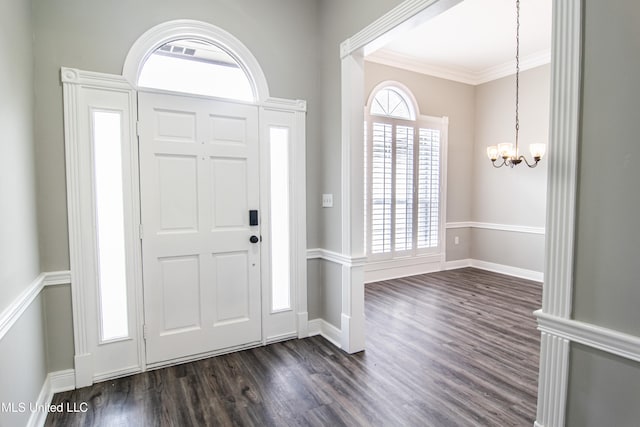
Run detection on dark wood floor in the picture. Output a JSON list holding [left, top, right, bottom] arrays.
[[46, 268, 541, 426]]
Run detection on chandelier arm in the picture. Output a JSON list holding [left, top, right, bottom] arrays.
[[519, 155, 539, 168], [492, 159, 507, 168]]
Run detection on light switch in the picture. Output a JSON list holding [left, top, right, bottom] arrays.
[[322, 193, 333, 208]]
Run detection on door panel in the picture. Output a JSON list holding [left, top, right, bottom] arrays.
[[139, 91, 261, 365]]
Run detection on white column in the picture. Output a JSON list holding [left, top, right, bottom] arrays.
[[534, 0, 582, 425]]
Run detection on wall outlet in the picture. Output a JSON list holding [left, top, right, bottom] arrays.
[[454, 236, 460, 245], [322, 193, 333, 208]]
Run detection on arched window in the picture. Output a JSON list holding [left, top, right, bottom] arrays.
[[364, 82, 446, 259], [369, 86, 416, 120], [138, 39, 254, 102]]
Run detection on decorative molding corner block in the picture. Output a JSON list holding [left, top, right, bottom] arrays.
[[263, 97, 307, 112], [43, 270, 72, 287], [61, 67, 133, 89]]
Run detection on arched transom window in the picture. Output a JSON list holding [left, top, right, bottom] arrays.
[[138, 39, 254, 102], [369, 86, 416, 120]]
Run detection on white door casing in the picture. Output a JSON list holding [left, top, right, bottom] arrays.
[[138, 91, 262, 365], [63, 19, 307, 387]]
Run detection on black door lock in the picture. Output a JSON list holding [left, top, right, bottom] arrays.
[[249, 210, 259, 226], [250, 235, 259, 244]]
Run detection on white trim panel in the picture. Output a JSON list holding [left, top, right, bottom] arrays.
[[446, 221, 545, 235], [535, 0, 583, 425], [306, 248, 367, 268], [470, 260, 543, 283], [445, 258, 544, 282], [443, 259, 472, 270], [536, 311, 640, 364], [364, 254, 442, 283], [308, 319, 342, 349]]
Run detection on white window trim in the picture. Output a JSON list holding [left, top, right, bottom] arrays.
[[364, 84, 448, 272], [122, 19, 269, 103], [62, 68, 144, 387]]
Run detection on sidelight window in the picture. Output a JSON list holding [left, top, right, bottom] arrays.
[[92, 110, 129, 341]]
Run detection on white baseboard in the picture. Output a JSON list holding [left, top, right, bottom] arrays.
[[26, 369, 76, 427], [470, 259, 543, 282], [308, 319, 342, 349], [364, 254, 442, 283], [438, 258, 543, 282], [444, 259, 472, 270], [49, 369, 76, 394]]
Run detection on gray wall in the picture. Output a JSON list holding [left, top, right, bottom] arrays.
[[304, 0, 405, 328], [566, 0, 640, 424], [43, 285, 74, 372], [364, 61, 476, 262], [317, 0, 405, 252], [572, 0, 640, 335], [0, 0, 40, 313], [0, 0, 47, 424], [566, 344, 640, 427], [471, 65, 549, 272], [0, 298, 48, 427]]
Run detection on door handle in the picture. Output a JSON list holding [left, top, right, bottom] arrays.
[[249, 235, 259, 244]]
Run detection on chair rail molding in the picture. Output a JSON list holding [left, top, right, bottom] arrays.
[[0, 271, 71, 342], [446, 221, 545, 235]]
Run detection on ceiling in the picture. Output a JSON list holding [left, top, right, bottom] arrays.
[[366, 0, 552, 85]]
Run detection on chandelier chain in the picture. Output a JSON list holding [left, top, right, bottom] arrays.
[[515, 0, 520, 152], [485, 0, 545, 169]]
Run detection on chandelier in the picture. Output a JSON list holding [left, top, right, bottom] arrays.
[[486, 0, 546, 168]]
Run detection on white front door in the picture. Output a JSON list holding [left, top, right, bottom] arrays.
[[138, 91, 261, 365]]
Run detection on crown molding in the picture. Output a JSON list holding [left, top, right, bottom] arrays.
[[366, 48, 551, 86]]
